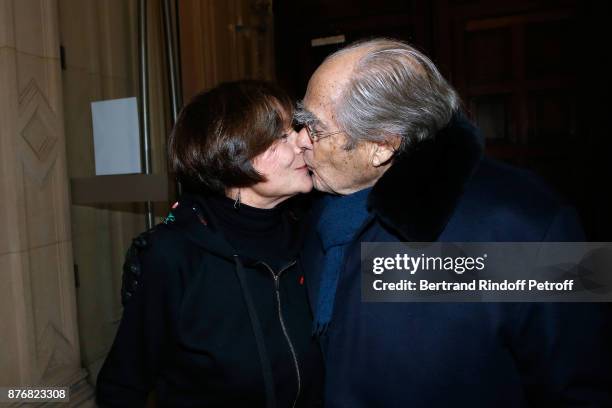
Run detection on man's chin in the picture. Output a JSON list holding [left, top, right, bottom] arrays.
[[311, 177, 331, 193]]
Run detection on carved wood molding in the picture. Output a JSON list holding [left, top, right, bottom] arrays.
[[18, 79, 60, 186], [0, 0, 83, 393]]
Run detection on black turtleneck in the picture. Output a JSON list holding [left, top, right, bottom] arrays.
[[205, 194, 300, 270]]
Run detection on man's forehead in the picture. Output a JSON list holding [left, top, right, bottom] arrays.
[[306, 65, 348, 100], [302, 89, 334, 126], [304, 49, 363, 122], [303, 74, 345, 125]]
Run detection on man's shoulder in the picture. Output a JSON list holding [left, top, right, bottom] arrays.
[[468, 157, 564, 211], [455, 157, 583, 240]]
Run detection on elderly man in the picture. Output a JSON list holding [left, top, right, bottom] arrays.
[[120, 38, 611, 407], [293, 38, 611, 407]]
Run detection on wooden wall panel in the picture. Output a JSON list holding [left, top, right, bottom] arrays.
[[179, 0, 275, 102], [0, 0, 93, 402]]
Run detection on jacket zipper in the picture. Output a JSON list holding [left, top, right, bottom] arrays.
[[260, 261, 301, 408]]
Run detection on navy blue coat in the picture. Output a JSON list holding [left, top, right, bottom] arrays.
[[301, 114, 612, 407]]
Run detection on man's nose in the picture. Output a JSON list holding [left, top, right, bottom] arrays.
[[296, 127, 313, 150]]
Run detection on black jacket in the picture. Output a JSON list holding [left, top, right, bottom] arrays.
[[97, 194, 324, 408]]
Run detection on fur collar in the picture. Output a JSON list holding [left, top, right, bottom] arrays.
[[368, 112, 484, 241]]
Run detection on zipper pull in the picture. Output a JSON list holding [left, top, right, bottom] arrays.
[[273, 275, 280, 291]]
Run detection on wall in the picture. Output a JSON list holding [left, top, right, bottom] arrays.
[[0, 0, 93, 403], [58, 0, 170, 385], [179, 0, 275, 101]]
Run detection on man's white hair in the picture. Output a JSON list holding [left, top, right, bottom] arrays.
[[327, 38, 460, 151]]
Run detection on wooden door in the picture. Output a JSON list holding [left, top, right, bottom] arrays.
[[178, 0, 275, 102]]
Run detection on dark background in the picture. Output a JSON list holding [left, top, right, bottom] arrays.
[[274, 0, 612, 241]]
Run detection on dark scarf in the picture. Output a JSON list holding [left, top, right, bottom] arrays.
[[313, 187, 372, 336]]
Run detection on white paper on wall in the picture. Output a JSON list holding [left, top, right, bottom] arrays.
[[91, 97, 142, 176]]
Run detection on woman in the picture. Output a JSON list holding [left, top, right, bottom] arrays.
[[96, 80, 324, 407]]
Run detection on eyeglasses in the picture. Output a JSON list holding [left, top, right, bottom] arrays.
[[303, 122, 344, 143]]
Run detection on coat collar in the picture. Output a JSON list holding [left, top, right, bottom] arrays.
[[166, 193, 238, 260], [167, 193, 306, 266], [367, 112, 484, 241]]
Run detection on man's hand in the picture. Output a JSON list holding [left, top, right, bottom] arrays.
[[121, 229, 154, 306]]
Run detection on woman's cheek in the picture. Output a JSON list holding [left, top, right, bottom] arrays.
[[254, 144, 294, 176], [277, 144, 296, 169], [253, 150, 277, 175]]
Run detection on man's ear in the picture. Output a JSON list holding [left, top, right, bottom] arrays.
[[370, 136, 401, 167]]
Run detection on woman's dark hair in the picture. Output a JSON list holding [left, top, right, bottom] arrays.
[[168, 80, 294, 193]]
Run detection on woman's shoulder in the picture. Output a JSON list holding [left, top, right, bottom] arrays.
[[135, 208, 212, 271], [120, 209, 205, 305]]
